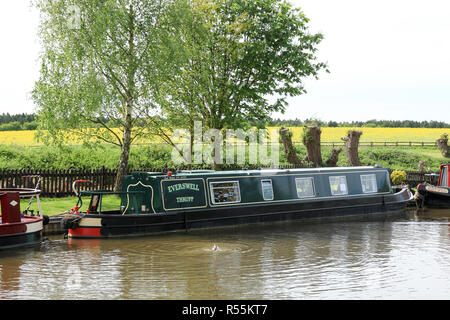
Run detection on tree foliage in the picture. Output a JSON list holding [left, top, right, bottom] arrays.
[[32, 0, 170, 189], [154, 0, 328, 133]]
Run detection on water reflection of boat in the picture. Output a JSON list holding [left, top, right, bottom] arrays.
[[415, 164, 450, 208], [414, 208, 450, 221], [62, 166, 413, 239], [0, 188, 49, 250]]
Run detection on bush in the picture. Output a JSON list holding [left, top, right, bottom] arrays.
[[390, 170, 407, 185], [0, 121, 22, 131]]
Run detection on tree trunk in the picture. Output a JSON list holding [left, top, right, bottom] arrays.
[[326, 148, 342, 167], [302, 126, 322, 166], [280, 128, 302, 165], [437, 134, 450, 158], [114, 103, 133, 192], [418, 160, 426, 173], [342, 130, 363, 166], [114, 6, 136, 192]]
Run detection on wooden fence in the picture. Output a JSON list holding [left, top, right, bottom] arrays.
[[318, 141, 437, 147], [27, 141, 438, 148], [0, 166, 440, 198], [0, 167, 117, 198]]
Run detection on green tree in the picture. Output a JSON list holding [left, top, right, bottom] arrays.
[[151, 0, 328, 164], [32, 0, 169, 190]]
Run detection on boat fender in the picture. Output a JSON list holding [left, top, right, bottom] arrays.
[[69, 219, 80, 230], [60, 214, 82, 230], [414, 184, 425, 208], [43, 215, 50, 226]]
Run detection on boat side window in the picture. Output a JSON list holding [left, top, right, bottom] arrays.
[[360, 174, 378, 193], [441, 166, 448, 187], [329, 176, 348, 196], [261, 179, 274, 201], [210, 181, 241, 204], [295, 177, 315, 198]]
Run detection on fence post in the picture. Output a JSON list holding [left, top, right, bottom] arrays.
[[100, 166, 105, 190]]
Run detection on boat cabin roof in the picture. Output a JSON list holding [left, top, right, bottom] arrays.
[[133, 166, 387, 180]]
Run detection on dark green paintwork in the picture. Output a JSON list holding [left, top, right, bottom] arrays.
[[120, 167, 393, 215]]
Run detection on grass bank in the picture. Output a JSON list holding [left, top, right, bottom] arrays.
[[0, 144, 448, 172], [25, 194, 122, 216]]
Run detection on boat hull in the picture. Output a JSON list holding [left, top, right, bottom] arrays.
[[0, 216, 43, 250], [68, 188, 412, 239], [415, 184, 450, 208]]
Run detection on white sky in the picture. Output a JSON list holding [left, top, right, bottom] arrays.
[[0, 0, 449, 122]]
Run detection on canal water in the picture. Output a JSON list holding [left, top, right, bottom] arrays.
[[0, 209, 449, 300]]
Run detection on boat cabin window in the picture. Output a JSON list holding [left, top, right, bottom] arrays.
[[210, 181, 241, 204], [261, 179, 274, 201], [441, 166, 448, 187], [329, 176, 348, 196], [295, 177, 315, 198], [360, 174, 378, 193]]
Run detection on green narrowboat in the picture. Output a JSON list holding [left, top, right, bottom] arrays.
[[63, 166, 413, 238]]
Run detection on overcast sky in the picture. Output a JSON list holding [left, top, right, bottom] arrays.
[[0, 0, 449, 122]]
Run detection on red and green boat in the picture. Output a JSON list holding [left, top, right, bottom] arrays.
[[0, 188, 49, 250], [62, 166, 413, 239]]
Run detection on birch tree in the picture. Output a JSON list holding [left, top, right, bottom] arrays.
[[32, 0, 169, 190]]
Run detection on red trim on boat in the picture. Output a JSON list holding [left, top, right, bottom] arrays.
[[447, 165, 450, 188], [0, 216, 42, 236], [21, 216, 44, 224], [438, 164, 450, 187], [0, 223, 27, 236], [68, 227, 101, 238]]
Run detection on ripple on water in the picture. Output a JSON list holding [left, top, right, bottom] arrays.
[[111, 235, 254, 258]]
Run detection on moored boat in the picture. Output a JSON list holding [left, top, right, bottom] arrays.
[[63, 166, 413, 238], [415, 164, 450, 208], [0, 188, 49, 250]]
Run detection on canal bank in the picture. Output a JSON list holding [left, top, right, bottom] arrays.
[[44, 215, 66, 235]]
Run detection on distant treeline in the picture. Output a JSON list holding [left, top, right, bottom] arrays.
[[267, 118, 450, 128], [0, 113, 38, 131], [1, 113, 450, 130]]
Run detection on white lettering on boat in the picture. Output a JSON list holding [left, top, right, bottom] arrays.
[[167, 183, 200, 193]]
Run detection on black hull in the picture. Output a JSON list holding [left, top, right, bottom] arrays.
[[69, 189, 412, 238], [416, 185, 450, 209], [0, 231, 42, 250], [419, 192, 450, 209]]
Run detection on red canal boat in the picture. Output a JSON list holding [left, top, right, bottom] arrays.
[[415, 164, 450, 208], [0, 188, 49, 250]]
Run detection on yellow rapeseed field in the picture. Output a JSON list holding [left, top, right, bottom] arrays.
[[282, 127, 448, 143], [0, 127, 448, 146], [0, 130, 38, 145]]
